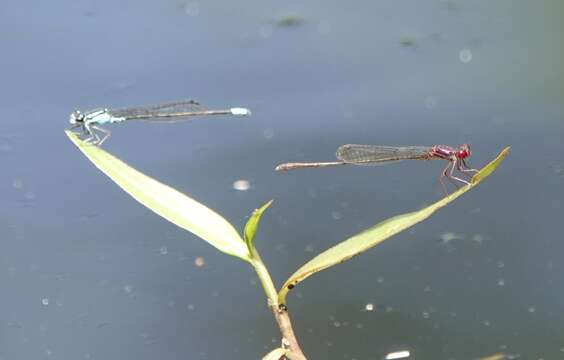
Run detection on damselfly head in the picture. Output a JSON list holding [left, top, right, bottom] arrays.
[[69, 111, 84, 124], [457, 144, 471, 159]]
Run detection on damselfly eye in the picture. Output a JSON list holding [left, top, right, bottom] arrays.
[[69, 111, 84, 124], [457, 144, 471, 159]]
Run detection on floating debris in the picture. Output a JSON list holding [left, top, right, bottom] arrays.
[[194, 256, 205, 267], [476, 353, 507, 360], [276, 15, 305, 28], [459, 48, 473, 63], [232, 179, 251, 191], [399, 36, 418, 47], [439, 231, 465, 243], [385, 350, 411, 359]]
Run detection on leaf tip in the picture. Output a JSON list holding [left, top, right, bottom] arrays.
[[244, 199, 274, 251], [257, 199, 274, 213]]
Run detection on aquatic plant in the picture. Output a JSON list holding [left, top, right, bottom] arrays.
[[66, 130, 509, 359]]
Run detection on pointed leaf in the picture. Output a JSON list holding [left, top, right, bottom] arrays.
[[279, 147, 510, 303], [65, 130, 251, 261], [244, 199, 273, 253]]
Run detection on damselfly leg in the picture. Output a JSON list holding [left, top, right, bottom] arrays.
[[439, 158, 474, 195], [459, 158, 478, 173]]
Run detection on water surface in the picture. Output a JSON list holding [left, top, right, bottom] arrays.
[[1, 1, 563, 359]]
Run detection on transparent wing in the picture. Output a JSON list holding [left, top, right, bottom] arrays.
[[336, 145, 432, 165], [108, 100, 210, 120]]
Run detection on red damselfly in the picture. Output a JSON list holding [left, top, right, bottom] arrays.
[[275, 144, 478, 194]]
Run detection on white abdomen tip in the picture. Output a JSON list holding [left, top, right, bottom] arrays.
[[230, 107, 251, 116]]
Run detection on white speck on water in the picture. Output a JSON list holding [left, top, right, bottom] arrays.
[[385, 350, 411, 359], [440, 232, 464, 243], [123, 285, 134, 294], [41, 298, 49, 306], [472, 234, 484, 243], [159, 246, 168, 255], [528, 306, 536, 313], [422, 311, 430, 319], [459, 48, 473, 63], [497, 261, 505, 268], [233, 179, 251, 191], [194, 256, 205, 267], [364, 303, 374, 311], [187, 304, 195, 311], [331, 211, 342, 220], [497, 278, 505, 287], [483, 320, 491, 327], [376, 276, 384, 283], [333, 321, 341, 327]]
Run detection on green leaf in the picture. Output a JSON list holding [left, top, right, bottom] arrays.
[[278, 147, 510, 304], [65, 130, 251, 262], [244, 200, 273, 254]]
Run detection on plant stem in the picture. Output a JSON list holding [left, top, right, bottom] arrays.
[[251, 254, 307, 360]]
